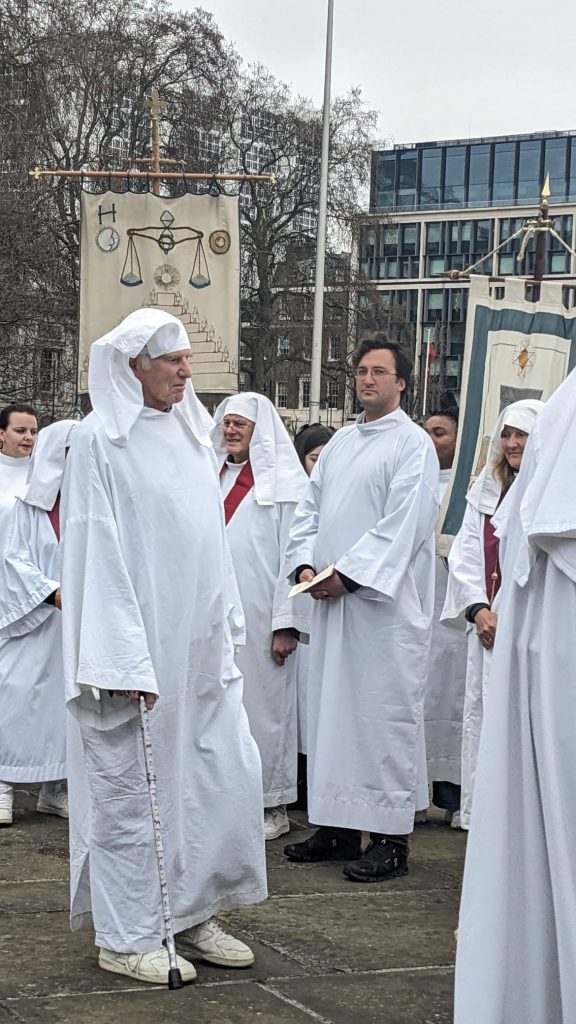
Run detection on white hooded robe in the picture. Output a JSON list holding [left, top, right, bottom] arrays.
[[454, 377, 575, 1024], [0, 422, 75, 782], [61, 310, 267, 953], [213, 394, 309, 807], [285, 408, 439, 835]]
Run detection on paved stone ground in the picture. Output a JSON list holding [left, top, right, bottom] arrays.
[[0, 787, 465, 1024]]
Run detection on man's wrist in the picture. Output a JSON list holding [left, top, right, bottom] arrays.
[[466, 602, 490, 623], [338, 571, 360, 593], [294, 564, 315, 583]]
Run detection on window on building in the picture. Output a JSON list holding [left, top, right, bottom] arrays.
[[545, 137, 568, 202], [426, 222, 443, 255], [299, 377, 310, 409], [382, 226, 399, 253], [401, 224, 418, 255], [376, 153, 396, 208], [517, 139, 541, 203], [424, 290, 444, 322], [493, 142, 516, 204], [329, 335, 341, 361], [397, 150, 417, 208], [239, 372, 246, 389], [326, 380, 339, 409], [277, 336, 290, 356], [420, 147, 442, 208], [276, 381, 288, 408], [468, 144, 491, 206], [443, 146, 466, 205]]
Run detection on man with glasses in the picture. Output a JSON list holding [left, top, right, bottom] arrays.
[[284, 333, 439, 881]]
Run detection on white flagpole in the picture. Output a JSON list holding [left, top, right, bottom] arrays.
[[309, 0, 334, 424], [421, 334, 432, 418]]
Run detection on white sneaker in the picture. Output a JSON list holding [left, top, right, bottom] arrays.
[[264, 805, 289, 841], [37, 781, 69, 819], [0, 787, 13, 827], [450, 811, 462, 830], [99, 946, 196, 984], [177, 918, 254, 968]]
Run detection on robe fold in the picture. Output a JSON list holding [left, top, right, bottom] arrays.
[[221, 461, 309, 806], [441, 497, 499, 827], [61, 408, 267, 952], [285, 408, 438, 835], [454, 408, 576, 1024], [423, 468, 467, 788], [0, 499, 66, 782]]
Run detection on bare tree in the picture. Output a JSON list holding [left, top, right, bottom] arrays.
[[0, 0, 236, 415]]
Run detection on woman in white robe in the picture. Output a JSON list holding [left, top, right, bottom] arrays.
[[454, 374, 576, 1024], [60, 310, 267, 982], [292, 424, 334, 770], [212, 394, 309, 842], [441, 399, 543, 828], [0, 402, 39, 825], [0, 421, 76, 825]]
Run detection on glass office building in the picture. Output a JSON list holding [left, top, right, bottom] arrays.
[[359, 130, 576, 397]]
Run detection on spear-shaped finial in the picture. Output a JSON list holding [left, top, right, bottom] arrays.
[[541, 172, 551, 200]]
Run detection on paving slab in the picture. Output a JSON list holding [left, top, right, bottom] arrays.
[[224, 890, 458, 974], [273, 967, 455, 1024], [1, 982, 314, 1024]]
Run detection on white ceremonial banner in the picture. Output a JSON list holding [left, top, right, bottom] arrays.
[[79, 191, 240, 397], [439, 275, 576, 554]]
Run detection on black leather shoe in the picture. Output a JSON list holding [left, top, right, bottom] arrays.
[[342, 839, 408, 882], [284, 826, 362, 863]]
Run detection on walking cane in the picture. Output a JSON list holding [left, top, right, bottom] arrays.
[[138, 695, 184, 990]]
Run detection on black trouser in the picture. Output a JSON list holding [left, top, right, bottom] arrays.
[[325, 825, 409, 853], [432, 781, 461, 815]]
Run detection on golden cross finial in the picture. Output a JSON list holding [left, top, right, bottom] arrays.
[[143, 87, 167, 118]]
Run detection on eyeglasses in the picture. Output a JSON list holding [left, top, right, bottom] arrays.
[[354, 367, 399, 379]]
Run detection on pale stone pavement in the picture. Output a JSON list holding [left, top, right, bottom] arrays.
[[0, 787, 464, 1024]]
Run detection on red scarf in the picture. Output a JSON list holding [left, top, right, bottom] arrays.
[[47, 493, 61, 541], [222, 461, 255, 525], [483, 490, 506, 604]]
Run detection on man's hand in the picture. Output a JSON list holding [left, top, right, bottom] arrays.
[[271, 629, 299, 666], [298, 568, 316, 584], [474, 608, 498, 651], [54, 588, 62, 610], [113, 690, 157, 710], [309, 572, 347, 601]]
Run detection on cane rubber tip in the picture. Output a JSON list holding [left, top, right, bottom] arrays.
[[168, 967, 184, 989]]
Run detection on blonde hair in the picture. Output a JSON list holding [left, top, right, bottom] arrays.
[[492, 453, 515, 492]]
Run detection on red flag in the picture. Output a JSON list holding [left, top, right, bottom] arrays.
[[427, 340, 436, 363]]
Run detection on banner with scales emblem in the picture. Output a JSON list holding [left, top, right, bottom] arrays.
[[438, 275, 576, 554], [79, 191, 240, 399]]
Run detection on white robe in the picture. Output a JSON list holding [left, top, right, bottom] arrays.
[[442, 496, 500, 827], [0, 452, 29, 530], [423, 469, 467, 787], [285, 409, 439, 836], [454, 436, 576, 1024], [221, 462, 309, 806], [61, 408, 267, 953], [0, 499, 66, 782]]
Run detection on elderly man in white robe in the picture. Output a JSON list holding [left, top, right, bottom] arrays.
[[212, 393, 308, 842], [441, 399, 543, 828], [453, 378, 575, 1024], [284, 334, 439, 882], [420, 408, 467, 828], [60, 309, 267, 986], [0, 420, 76, 827]]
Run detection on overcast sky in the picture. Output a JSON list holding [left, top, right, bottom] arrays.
[[178, 0, 576, 146]]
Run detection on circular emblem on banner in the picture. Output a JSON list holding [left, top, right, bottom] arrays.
[[209, 229, 231, 255], [154, 264, 181, 289], [96, 226, 120, 253]]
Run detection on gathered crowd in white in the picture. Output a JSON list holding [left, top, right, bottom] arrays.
[[1, 308, 573, 1022]]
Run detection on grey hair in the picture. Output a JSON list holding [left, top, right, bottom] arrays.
[[137, 346, 152, 371]]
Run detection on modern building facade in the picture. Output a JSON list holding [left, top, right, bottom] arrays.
[[358, 130, 576, 402]]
